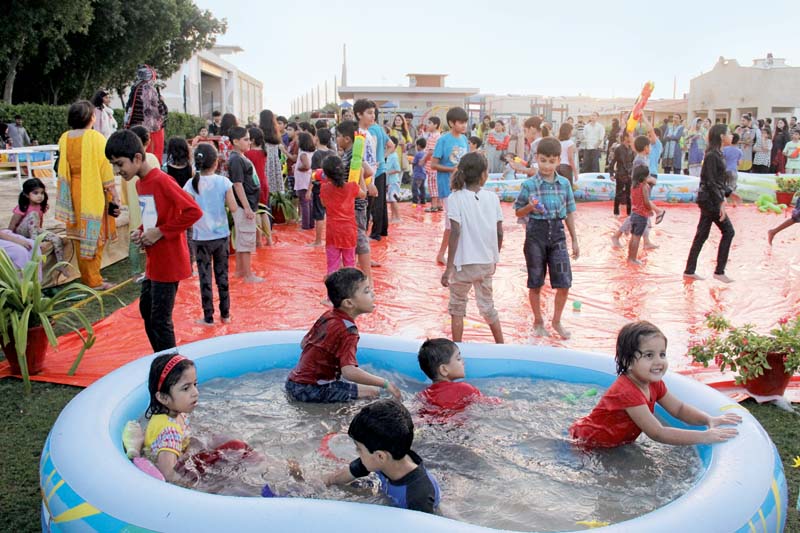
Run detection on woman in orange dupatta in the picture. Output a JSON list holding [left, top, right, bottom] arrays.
[[55, 101, 121, 289]]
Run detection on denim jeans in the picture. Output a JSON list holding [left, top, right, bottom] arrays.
[[140, 279, 180, 353], [412, 177, 427, 204]]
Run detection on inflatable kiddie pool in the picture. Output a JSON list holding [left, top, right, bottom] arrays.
[[40, 332, 787, 533]]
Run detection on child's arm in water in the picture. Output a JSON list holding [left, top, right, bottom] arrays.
[[340, 364, 401, 400], [626, 392, 741, 445], [323, 465, 356, 487]]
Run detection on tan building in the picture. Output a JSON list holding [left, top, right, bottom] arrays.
[[688, 55, 800, 124]]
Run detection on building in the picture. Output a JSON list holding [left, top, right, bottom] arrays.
[[688, 55, 800, 124], [337, 73, 479, 125], [158, 45, 264, 123]]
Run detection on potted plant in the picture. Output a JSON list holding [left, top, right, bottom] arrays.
[[0, 234, 102, 394], [688, 312, 800, 397], [269, 191, 298, 224], [774, 176, 799, 207]]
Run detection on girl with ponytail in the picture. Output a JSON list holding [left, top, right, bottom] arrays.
[[182, 143, 238, 325]]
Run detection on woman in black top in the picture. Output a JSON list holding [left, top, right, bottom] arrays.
[[605, 118, 620, 172], [610, 130, 634, 216], [684, 124, 741, 283], [771, 118, 790, 174]]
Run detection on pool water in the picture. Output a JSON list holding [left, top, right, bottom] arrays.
[[185, 368, 703, 532]]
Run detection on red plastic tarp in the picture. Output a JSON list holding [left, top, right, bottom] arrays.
[[2, 201, 799, 401]]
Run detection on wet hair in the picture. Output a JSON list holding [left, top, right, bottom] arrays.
[[537, 137, 562, 157], [228, 126, 247, 142], [558, 122, 573, 141], [105, 129, 146, 161], [130, 125, 150, 147], [731, 133, 740, 145], [427, 116, 441, 128], [315, 127, 332, 148], [416, 137, 427, 150], [68, 100, 95, 129], [248, 126, 265, 149], [146, 354, 196, 418], [259, 110, 281, 145], [418, 338, 458, 380], [325, 267, 367, 308], [322, 154, 346, 187], [634, 135, 649, 153], [191, 142, 219, 193], [524, 116, 542, 130], [632, 165, 650, 187], [91, 90, 108, 108], [336, 120, 357, 143], [353, 99, 376, 122], [18, 178, 48, 214], [297, 132, 315, 152], [166, 137, 190, 166], [469, 136, 482, 148], [451, 152, 487, 191], [348, 399, 414, 460], [615, 321, 667, 375], [706, 124, 728, 153], [220, 113, 238, 136]]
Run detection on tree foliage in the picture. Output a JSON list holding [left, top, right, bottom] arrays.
[[6, 0, 226, 104]]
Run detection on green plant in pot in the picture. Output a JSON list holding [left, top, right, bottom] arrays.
[[269, 191, 298, 223], [775, 176, 799, 206], [0, 233, 103, 394], [688, 312, 800, 397]]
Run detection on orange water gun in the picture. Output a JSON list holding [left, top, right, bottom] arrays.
[[790, 146, 800, 159], [626, 81, 655, 133]]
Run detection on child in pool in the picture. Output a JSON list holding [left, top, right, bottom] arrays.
[[285, 268, 402, 403], [323, 399, 441, 514], [8, 178, 67, 272], [569, 321, 742, 448], [417, 338, 498, 416]]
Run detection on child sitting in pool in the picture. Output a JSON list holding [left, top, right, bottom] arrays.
[[417, 338, 496, 416], [323, 399, 441, 514], [285, 268, 402, 403], [569, 321, 742, 448]]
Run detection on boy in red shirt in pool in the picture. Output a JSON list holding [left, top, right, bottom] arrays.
[[417, 338, 496, 416]]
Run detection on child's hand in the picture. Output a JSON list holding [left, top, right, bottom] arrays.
[[367, 183, 379, 197], [130, 229, 143, 245], [709, 412, 742, 428], [141, 227, 163, 246], [703, 427, 738, 443], [571, 237, 580, 260], [440, 267, 452, 287], [386, 382, 402, 401]]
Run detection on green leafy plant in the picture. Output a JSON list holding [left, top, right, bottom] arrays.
[[269, 191, 299, 222], [0, 234, 103, 394], [775, 177, 800, 194], [688, 312, 800, 385]]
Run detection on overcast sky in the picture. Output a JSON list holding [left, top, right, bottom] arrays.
[[195, 0, 798, 115]]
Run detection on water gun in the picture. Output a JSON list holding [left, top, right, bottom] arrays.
[[755, 193, 786, 214], [348, 133, 366, 184], [311, 168, 325, 184], [791, 146, 800, 158], [529, 195, 546, 214], [626, 81, 655, 133]]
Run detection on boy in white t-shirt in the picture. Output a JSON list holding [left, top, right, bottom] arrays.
[[440, 152, 504, 344]]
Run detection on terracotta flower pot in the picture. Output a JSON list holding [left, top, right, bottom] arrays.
[[742, 352, 793, 397], [2, 325, 49, 375], [775, 191, 795, 206]]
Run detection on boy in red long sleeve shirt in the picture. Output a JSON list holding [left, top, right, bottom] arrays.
[[106, 130, 202, 352]]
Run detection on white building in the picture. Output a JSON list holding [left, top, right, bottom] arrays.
[[158, 45, 263, 123], [688, 55, 800, 124]]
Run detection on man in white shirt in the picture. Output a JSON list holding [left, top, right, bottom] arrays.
[[581, 112, 605, 173]]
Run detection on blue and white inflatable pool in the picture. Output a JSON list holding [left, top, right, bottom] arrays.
[[40, 332, 787, 532]]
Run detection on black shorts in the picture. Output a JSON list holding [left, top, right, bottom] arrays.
[[629, 213, 649, 236], [523, 218, 572, 289], [311, 183, 326, 221]]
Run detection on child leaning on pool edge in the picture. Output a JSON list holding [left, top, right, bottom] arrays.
[[323, 399, 441, 514], [569, 321, 742, 448], [285, 268, 402, 402]]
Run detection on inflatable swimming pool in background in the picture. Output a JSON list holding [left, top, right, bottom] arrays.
[[483, 172, 782, 204], [40, 332, 787, 533]]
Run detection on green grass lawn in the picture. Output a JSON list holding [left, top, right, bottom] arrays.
[[1, 259, 798, 532]]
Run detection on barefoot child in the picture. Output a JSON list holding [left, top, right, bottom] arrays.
[[285, 268, 401, 402], [513, 137, 579, 339], [244, 127, 272, 247], [441, 152, 504, 343], [767, 195, 800, 245], [228, 126, 263, 283], [411, 138, 427, 206], [320, 155, 366, 274], [308, 128, 334, 247], [627, 166, 664, 264], [570, 321, 742, 448], [106, 130, 202, 353], [323, 399, 440, 514], [183, 143, 237, 325], [385, 135, 402, 223]]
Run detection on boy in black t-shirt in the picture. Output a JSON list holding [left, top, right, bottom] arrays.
[[228, 126, 263, 283], [308, 128, 334, 247]]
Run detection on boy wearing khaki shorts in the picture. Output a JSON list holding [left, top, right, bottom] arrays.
[[228, 126, 263, 283]]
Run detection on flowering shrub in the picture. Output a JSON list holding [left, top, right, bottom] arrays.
[[688, 313, 800, 384]]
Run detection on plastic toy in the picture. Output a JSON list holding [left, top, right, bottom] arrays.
[[563, 388, 598, 404], [529, 195, 546, 214], [133, 456, 165, 481], [755, 194, 787, 214], [122, 420, 144, 459], [348, 133, 366, 184], [311, 168, 325, 184], [319, 432, 351, 463], [261, 483, 276, 497], [792, 456, 800, 468], [576, 519, 611, 528], [572, 300, 582, 311], [625, 81, 655, 133]]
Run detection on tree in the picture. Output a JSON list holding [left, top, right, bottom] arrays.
[[0, 0, 93, 103], [9, 0, 226, 105]]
